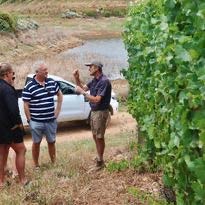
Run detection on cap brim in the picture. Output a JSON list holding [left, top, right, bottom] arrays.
[[85, 63, 92, 66]]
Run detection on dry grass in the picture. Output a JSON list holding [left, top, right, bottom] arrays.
[[0, 1, 126, 90], [1, 0, 128, 16], [13, 50, 129, 101], [1, 16, 125, 90], [0, 129, 167, 205]]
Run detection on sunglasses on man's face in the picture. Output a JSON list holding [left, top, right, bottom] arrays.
[[9, 71, 15, 80]]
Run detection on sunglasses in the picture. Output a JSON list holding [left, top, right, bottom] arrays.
[[10, 71, 15, 80]]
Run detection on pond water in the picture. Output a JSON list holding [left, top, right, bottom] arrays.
[[15, 38, 129, 88], [58, 38, 129, 80]]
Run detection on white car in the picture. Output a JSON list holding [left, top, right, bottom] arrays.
[[18, 74, 119, 126]]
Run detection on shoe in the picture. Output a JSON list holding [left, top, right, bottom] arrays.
[[93, 156, 98, 161], [96, 160, 105, 168]]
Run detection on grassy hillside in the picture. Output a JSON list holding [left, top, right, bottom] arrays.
[[0, 0, 128, 16], [0, 0, 127, 69]]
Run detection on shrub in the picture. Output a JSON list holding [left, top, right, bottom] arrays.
[[0, 12, 17, 32], [83, 7, 127, 18], [0, 0, 27, 3], [123, 0, 205, 204]]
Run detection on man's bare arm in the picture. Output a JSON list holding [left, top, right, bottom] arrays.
[[23, 101, 31, 122], [73, 69, 89, 91], [75, 86, 102, 103], [55, 90, 63, 118]]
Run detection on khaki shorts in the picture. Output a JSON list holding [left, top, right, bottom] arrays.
[[90, 110, 109, 139]]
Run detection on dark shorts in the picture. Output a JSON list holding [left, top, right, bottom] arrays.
[[0, 127, 24, 144]]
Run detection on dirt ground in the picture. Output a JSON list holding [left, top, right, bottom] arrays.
[[20, 112, 163, 205], [23, 111, 136, 149]]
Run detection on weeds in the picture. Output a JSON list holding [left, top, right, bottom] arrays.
[[83, 7, 127, 18], [127, 187, 169, 205], [0, 12, 17, 32], [107, 159, 129, 172], [0, 124, 165, 204]]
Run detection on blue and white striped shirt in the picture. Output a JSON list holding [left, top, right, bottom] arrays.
[[22, 77, 60, 122]]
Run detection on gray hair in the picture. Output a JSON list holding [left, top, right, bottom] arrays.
[[0, 63, 12, 78], [32, 60, 46, 73]]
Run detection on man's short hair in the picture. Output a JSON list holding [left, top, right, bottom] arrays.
[[32, 60, 46, 73], [0, 63, 12, 78]]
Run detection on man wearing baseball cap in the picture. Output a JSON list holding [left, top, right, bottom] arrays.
[[73, 61, 111, 170]]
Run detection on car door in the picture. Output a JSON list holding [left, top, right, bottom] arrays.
[[55, 81, 87, 122]]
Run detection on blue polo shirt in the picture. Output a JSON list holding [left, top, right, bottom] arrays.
[[22, 77, 59, 122], [87, 74, 111, 111]]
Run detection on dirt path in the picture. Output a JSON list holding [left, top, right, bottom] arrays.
[[24, 111, 137, 149]]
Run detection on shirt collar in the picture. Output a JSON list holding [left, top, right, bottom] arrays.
[[33, 75, 48, 86], [95, 73, 103, 81]]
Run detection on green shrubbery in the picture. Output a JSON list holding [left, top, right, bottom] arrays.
[[0, 12, 17, 32], [123, 0, 205, 204], [82, 7, 127, 18], [0, 0, 27, 3]]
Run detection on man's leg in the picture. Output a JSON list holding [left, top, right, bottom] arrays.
[[47, 142, 56, 163], [92, 134, 97, 155], [30, 120, 43, 168], [96, 137, 105, 162], [91, 111, 107, 165], [92, 134, 105, 161], [0, 145, 9, 186], [6, 149, 18, 178], [11, 142, 27, 184], [45, 120, 57, 164], [32, 142, 41, 167]]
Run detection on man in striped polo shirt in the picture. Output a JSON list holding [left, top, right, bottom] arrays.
[[22, 61, 63, 169]]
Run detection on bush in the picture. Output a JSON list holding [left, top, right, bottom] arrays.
[[83, 7, 127, 18], [0, 12, 17, 32], [0, 0, 27, 3], [123, 0, 205, 204]]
